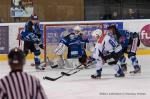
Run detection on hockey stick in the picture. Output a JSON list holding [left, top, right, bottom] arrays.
[[46, 57, 58, 68], [30, 57, 58, 70], [61, 60, 95, 76], [43, 64, 83, 81], [29, 57, 57, 66], [61, 69, 82, 76], [43, 75, 63, 81]]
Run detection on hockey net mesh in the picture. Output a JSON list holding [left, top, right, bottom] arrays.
[[43, 23, 104, 64]]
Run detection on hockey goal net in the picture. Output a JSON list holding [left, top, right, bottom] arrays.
[[43, 22, 105, 64]]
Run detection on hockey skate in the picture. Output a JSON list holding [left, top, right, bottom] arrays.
[[121, 64, 127, 72], [91, 74, 101, 79], [91, 69, 102, 79], [36, 67, 45, 70], [78, 64, 88, 69], [115, 68, 125, 77], [35, 62, 46, 70], [115, 73, 125, 77], [130, 65, 141, 74]]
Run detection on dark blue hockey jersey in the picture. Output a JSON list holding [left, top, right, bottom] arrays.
[[117, 30, 140, 52], [60, 33, 88, 58], [20, 21, 40, 43]]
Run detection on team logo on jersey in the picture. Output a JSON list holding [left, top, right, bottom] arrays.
[[140, 24, 150, 47]]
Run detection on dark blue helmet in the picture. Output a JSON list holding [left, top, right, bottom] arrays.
[[30, 14, 38, 20]]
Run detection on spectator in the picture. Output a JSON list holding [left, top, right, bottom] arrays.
[[112, 11, 119, 20], [126, 8, 136, 19], [0, 47, 47, 99]]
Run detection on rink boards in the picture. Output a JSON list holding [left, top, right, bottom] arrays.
[[0, 19, 150, 61], [0, 50, 150, 61]]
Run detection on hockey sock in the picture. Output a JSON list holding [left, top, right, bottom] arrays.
[[113, 64, 124, 75], [129, 56, 139, 67], [96, 59, 103, 70], [34, 56, 41, 66], [119, 55, 126, 65], [96, 68, 102, 76]]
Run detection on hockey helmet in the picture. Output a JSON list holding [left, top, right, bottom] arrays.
[[30, 14, 38, 20], [107, 24, 117, 30], [92, 29, 102, 37], [73, 25, 82, 35], [73, 25, 81, 31], [8, 47, 25, 66]]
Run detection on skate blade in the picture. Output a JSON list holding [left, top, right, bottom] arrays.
[[115, 75, 125, 77], [130, 71, 141, 76], [35, 68, 45, 72], [130, 70, 141, 74], [91, 77, 101, 79], [91, 75, 101, 79]]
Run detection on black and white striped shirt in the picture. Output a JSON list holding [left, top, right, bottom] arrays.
[[0, 70, 47, 99]]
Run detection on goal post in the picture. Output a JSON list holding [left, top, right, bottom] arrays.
[[17, 27, 24, 50]]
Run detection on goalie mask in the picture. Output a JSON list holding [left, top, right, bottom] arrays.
[[73, 25, 81, 35], [8, 47, 25, 66]]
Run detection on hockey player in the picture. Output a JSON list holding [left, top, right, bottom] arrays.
[[55, 26, 88, 68], [20, 14, 44, 70], [91, 29, 125, 79], [107, 25, 141, 74]]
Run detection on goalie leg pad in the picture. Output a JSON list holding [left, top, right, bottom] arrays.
[[66, 58, 80, 69], [55, 43, 66, 55]]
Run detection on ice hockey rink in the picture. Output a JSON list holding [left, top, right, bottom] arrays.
[[0, 55, 150, 99]]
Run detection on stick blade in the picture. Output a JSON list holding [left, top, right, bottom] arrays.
[[61, 72, 71, 76], [43, 76, 57, 81], [51, 65, 58, 68]]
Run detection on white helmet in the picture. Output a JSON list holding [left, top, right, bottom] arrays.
[[92, 29, 102, 37], [73, 25, 81, 31]]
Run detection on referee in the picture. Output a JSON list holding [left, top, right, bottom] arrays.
[[0, 47, 47, 99]]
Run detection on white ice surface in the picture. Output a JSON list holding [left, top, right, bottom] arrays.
[[0, 55, 150, 99]]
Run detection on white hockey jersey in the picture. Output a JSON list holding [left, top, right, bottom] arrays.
[[93, 33, 122, 60]]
